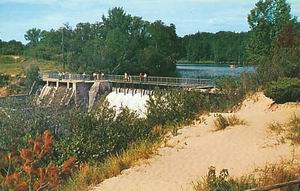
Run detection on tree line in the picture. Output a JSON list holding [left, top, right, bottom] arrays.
[[22, 7, 179, 76], [179, 31, 249, 63], [0, 40, 23, 55]]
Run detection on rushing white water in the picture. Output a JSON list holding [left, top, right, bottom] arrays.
[[106, 90, 149, 118]]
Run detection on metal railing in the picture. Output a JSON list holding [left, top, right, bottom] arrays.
[[42, 73, 214, 88]]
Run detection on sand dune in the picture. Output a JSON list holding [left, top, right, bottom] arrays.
[[93, 93, 300, 191]]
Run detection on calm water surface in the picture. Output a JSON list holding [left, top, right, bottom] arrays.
[[176, 64, 256, 79]]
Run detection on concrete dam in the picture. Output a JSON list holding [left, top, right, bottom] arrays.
[[38, 73, 214, 114]]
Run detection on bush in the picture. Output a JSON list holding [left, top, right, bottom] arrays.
[[194, 161, 300, 191], [0, 73, 9, 87], [0, 131, 75, 191], [214, 114, 247, 131], [287, 115, 300, 144], [214, 74, 259, 110], [55, 101, 153, 163], [214, 114, 230, 130], [265, 77, 300, 103], [194, 166, 256, 191], [25, 65, 41, 89], [146, 90, 210, 127]]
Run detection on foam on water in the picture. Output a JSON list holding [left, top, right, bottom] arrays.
[[106, 90, 149, 118]]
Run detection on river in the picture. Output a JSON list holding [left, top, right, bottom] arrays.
[[176, 63, 256, 78]]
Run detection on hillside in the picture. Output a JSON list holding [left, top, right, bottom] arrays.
[[0, 55, 63, 75], [92, 93, 300, 191]]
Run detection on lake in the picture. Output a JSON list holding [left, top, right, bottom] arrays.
[[176, 64, 256, 79]]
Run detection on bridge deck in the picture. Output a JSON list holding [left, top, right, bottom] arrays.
[[42, 73, 214, 89]]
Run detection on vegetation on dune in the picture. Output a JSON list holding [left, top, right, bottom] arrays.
[[194, 160, 300, 191], [268, 115, 300, 145], [214, 114, 247, 131], [194, 166, 256, 191], [265, 77, 300, 103]]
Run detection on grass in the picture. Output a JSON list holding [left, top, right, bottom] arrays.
[[61, 140, 160, 191], [194, 160, 300, 191], [0, 55, 63, 75], [214, 114, 247, 131], [193, 166, 257, 191], [268, 115, 300, 145], [287, 115, 300, 145]]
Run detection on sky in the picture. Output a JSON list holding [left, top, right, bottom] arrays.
[[0, 0, 299, 43]]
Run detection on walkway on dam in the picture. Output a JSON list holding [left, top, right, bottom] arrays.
[[42, 73, 214, 89]]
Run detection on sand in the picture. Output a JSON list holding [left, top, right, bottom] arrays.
[[92, 93, 300, 191]]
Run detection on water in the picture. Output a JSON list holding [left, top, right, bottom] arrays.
[[176, 64, 256, 79], [106, 89, 149, 118]]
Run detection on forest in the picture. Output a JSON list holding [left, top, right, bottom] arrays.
[[1, 6, 299, 76]]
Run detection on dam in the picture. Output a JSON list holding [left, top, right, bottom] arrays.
[[37, 73, 214, 111]]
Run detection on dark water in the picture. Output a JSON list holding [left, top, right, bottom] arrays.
[[176, 64, 256, 79]]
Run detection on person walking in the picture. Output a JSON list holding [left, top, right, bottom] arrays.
[[144, 73, 147, 82]]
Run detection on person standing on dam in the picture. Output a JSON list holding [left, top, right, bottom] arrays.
[[124, 73, 128, 81], [139, 73, 143, 82]]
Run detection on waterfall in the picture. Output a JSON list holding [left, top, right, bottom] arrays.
[[106, 89, 149, 117]]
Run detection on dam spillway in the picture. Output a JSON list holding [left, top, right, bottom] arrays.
[[37, 78, 111, 108], [39, 73, 214, 111]]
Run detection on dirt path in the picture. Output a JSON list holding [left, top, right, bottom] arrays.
[[92, 93, 300, 191]]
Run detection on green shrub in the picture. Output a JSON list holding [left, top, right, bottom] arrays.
[[146, 90, 210, 127], [0, 73, 9, 87], [265, 77, 300, 103], [214, 74, 259, 111], [55, 101, 154, 163], [25, 65, 41, 89]]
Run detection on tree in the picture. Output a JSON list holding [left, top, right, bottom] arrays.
[[0, 40, 24, 55], [25, 28, 42, 47], [247, 0, 296, 64], [25, 65, 40, 89]]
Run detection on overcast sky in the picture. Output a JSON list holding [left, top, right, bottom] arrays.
[[0, 0, 299, 43]]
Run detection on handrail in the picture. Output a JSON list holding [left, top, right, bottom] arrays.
[[42, 73, 214, 87], [245, 179, 300, 191]]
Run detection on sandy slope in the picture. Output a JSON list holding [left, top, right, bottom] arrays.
[[93, 93, 300, 191]]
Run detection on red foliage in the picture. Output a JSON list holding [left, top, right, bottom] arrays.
[[62, 157, 77, 173], [0, 130, 76, 191]]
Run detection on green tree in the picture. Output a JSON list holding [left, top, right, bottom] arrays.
[[24, 28, 42, 47], [247, 0, 296, 64]]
